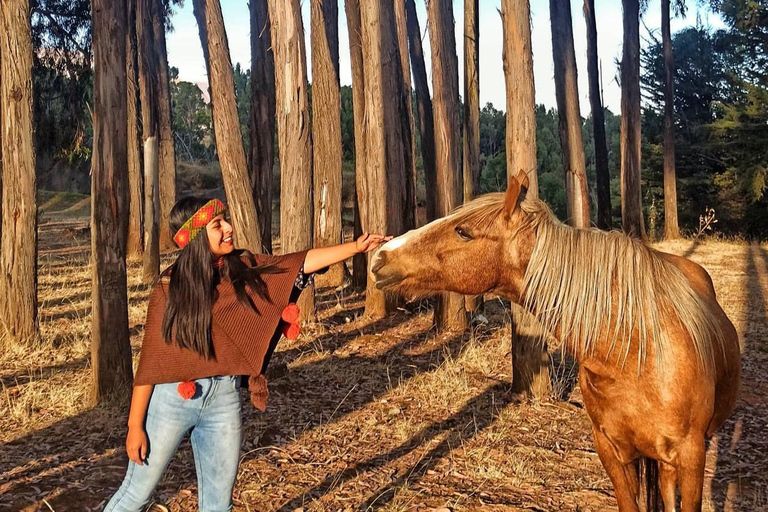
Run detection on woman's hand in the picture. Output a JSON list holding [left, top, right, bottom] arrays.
[[126, 426, 149, 466], [356, 233, 392, 254]]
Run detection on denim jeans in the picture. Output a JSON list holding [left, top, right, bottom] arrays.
[[105, 376, 242, 512]]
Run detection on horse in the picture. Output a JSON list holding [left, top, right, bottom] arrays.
[[370, 176, 740, 512]]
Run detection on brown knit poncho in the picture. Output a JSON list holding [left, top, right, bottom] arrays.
[[134, 251, 308, 403]]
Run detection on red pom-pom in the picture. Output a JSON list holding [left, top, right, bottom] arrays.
[[281, 303, 300, 323], [281, 322, 301, 340], [177, 381, 197, 400]]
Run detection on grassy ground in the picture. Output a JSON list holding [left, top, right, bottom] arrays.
[[0, 194, 766, 511]]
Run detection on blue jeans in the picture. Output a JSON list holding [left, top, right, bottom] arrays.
[[105, 376, 242, 512]]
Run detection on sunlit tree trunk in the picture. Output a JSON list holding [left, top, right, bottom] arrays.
[[311, 0, 344, 286], [153, 1, 177, 250], [662, 0, 680, 239], [269, 0, 315, 320], [500, 0, 538, 198], [249, 0, 275, 253], [127, 0, 144, 257], [405, 0, 437, 223], [0, 0, 38, 344], [620, 0, 645, 238], [429, 0, 468, 332], [583, 0, 612, 230], [394, 0, 417, 231], [90, 0, 134, 402], [550, 0, 590, 228], [137, 0, 160, 283]]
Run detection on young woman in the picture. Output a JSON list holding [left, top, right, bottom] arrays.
[[105, 196, 389, 512]]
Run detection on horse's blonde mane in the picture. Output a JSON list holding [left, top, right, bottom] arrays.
[[452, 195, 723, 372]]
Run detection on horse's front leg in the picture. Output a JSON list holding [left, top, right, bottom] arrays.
[[592, 426, 641, 512]]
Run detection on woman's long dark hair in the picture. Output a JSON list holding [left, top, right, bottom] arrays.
[[161, 196, 280, 359]]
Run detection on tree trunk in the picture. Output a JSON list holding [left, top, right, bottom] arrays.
[[662, 0, 680, 240], [311, 0, 344, 287], [583, 0, 612, 230], [463, 0, 482, 315], [192, 0, 211, 83], [500, 0, 539, 198], [345, 0, 368, 288], [394, 0, 417, 231], [127, 0, 144, 257], [137, 0, 160, 283], [0, 0, 38, 344], [550, 0, 590, 228], [153, 2, 177, 251], [358, 0, 409, 319], [249, 0, 275, 254], [405, 0, 437, 223], [90, 0, 134, 403], [620, 0, 645, 238], [501, 0, 549, 398], [269, 0, 314, 320], [428, 0, 468, 332], [198, 0, 264, 254]]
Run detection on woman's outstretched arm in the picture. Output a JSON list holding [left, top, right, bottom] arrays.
[[303, 233, 390, 274]]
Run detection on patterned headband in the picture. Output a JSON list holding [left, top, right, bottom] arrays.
[[173, 199, 227, 249]]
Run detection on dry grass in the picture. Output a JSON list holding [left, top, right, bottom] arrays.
[[1, 208, 767, 511]]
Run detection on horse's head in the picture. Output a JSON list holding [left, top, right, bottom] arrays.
[[371, 175, 534, 301]]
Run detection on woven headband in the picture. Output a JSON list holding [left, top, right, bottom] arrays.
[[173, 199, 227, 249]]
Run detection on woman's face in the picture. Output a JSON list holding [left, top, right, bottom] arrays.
[[206, 214, 234, 257]]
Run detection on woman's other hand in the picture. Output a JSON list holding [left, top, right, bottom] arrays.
[[126, 426, 149, 465]]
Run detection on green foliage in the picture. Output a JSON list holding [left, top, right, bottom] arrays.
[[170, 68, 215, 163]]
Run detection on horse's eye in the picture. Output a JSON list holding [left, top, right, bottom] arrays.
[[455, 226, 472, 241]]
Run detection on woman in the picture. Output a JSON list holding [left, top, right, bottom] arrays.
[[105, 196, 389, 511]]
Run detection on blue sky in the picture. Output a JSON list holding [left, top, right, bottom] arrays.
[[165, 0, 723, 116]]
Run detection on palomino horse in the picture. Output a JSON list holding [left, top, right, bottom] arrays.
[[371, 177, 740, 512]]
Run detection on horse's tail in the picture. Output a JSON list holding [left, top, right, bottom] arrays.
[[635, 456, 663, 512]]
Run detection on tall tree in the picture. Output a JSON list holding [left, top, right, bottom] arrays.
[[583, 0, 612, 230], [311, 0, 344, 286], [127, 0, 144, 257], [269, 0, 314, 318], [90, 0, 134, 402], [428, 0, 468, 332], [394, 0, 417, 231], [0, 0, 38, 344], [621, 0, 645, 238], [197, 0, 263, 253], [154, 0, 177, 250], [550, 0, 590, 228], [358, 0, 410, 318], [662, 0, 680, 239], [501, 0, 539, 198], [249, 0, 275, 253], [344, 0, 368, 289], [405, 0, 437, 222], [137, 0, 161, 283]]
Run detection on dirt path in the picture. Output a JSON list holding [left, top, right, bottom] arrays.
[[1, 237, 766, 511]]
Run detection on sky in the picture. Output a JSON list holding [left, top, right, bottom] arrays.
[[165, 0, 725, 117]]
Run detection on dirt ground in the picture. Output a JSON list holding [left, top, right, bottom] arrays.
[[1, 212, 766, 511]]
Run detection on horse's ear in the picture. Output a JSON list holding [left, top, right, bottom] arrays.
[[503, 173, 529, 220]]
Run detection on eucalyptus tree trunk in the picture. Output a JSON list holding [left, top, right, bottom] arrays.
[[345, 0, 368, 289], [90, 0, 134, 402], [311, 0, 344, 286], [0, 0, 38, 345], [358, 0, 409, 319], [500, 0, 539, 198], [428, 0, 468, 332], [153, 2, 177, 250], [249, 0, 275, 253], [269, 0, 315, 320], [405, 0, 437, 223], [127, 0, 144, 257], [550, 0, 590, 228], [662, 0, 680, 239], [583, 0, 612, 230], [394, 0, 417, 231], [137, 0, 160, 283], [620, 0, 645, 238]]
